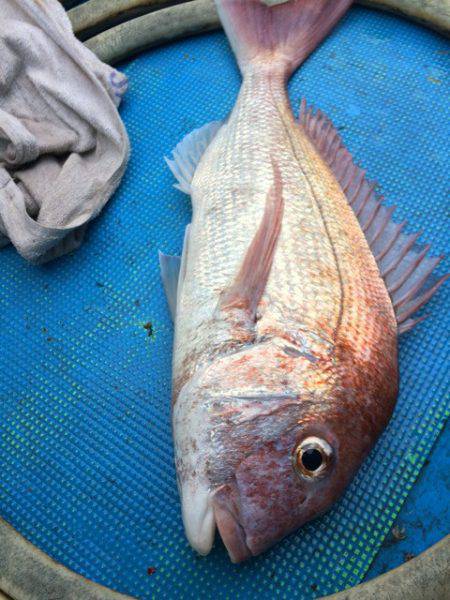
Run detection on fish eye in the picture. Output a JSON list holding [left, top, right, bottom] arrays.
[[292, 436, 333, 479]]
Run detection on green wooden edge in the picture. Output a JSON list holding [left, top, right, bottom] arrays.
[[324, 534, 450, 600], [83, 0, 220, 64], [0, 517, 135, 599], [69, 0, 175, 39]]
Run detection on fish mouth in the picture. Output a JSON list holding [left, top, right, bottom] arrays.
[[180, 480, 216, 556], [180, 479, 252, 561], [211, 484, 253, 563]]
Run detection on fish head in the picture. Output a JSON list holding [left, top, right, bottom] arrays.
[[175, 341, 396, 562], [209, 404, 375, 562]]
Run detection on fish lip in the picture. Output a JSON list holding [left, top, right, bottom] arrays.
[[212, 485, 253, 563], [180, 480, 216, 556]]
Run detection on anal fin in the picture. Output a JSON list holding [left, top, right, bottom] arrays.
[[299, 99, 448, 334], [165, 121, 223, 195]]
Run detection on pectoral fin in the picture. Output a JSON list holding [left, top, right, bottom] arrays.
[[159, 252, 181, 320], [220, 160, 284, 322], [159, 224, 191, 320]]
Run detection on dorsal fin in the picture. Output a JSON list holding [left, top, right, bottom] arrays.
[[299, 99, 448, 334], [165, 121, 223, 195]]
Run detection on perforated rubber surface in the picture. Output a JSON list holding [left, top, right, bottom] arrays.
[[0, 7, 448, 599]]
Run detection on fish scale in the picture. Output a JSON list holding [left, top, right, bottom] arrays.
[[181, 67, 393, 368]]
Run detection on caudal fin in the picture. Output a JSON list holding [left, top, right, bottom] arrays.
[[215, 0, 353, 76]]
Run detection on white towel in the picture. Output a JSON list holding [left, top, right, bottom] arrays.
[[0, 0, 130, 263]]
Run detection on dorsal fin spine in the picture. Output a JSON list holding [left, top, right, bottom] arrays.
[[299, 99, 447, 333]]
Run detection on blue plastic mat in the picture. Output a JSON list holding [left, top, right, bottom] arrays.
[[0, 7, 449, 599], [366, 420, 449, 580]]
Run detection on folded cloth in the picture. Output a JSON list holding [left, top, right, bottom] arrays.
[[0, 0, 130, 263]]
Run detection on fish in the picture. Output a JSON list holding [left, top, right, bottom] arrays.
[[159, 0, 448, 562]]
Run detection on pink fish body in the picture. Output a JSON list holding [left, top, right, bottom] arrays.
[[160, 0, 447, 562]]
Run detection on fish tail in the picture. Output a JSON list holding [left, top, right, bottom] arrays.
[[215, 0, 353, 76]]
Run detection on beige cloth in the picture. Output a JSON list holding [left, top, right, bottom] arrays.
[[0, 0, 129, 263]]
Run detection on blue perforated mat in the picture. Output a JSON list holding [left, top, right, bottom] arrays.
[[0, 7, 449, 599]]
